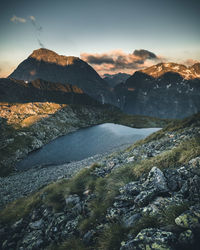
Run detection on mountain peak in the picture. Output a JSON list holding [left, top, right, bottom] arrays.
[[29, 48, 80, 66], [141, 62, 200, 79]]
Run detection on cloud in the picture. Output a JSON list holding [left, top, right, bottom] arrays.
[[81, 49, 161, 75], [29, 16, 45, 48], [133, 49, 157, 60], [10, 15, 26, 23], [29, 16, 36, 21], [183, 59, 199, 66]]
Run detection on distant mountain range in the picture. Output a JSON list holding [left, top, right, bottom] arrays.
[[4, 48, 200, 118], [103, 73, 131, 88], [9, 48, 116, 105], [115, 63, 200, 118]]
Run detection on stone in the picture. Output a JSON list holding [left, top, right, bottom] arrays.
[[65, 194, 80, 208], [178, 229, 194, 245], [83, 230, 96, 245], [123, 213, 141, 228], [134, 189, 157, 207], [119, 182, 141, 196], [145, 167, 168, 192], [175, 210, 199, 229], [22, 230, 43, 248], [120, 228, 176, 250], [29, 219, 44, 230]]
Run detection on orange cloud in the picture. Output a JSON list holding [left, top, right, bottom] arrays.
[[81, 49, 162, 75], [183, 59, 199, 66]]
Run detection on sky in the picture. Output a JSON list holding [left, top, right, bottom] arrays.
[[0, 0, 199, 77]]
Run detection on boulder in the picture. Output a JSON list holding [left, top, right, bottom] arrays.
[[178, 229, 194, 245], [175, 210, 200, 229], [29, 219, 44, 230], [120, 228, 176, 250], [145, 167, 168, 192]]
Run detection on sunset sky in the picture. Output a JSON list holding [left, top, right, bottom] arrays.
[[0, 0, 199, 77]]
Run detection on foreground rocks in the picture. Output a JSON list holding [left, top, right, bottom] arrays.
[[1, 156, 200, 249]]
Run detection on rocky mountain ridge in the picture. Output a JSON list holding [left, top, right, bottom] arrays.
[[141, 62, 200, 80]]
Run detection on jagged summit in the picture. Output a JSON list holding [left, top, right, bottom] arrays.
[[30, 48, 80, 66], [141, 62, 200, 79]]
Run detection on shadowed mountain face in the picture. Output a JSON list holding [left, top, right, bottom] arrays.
[[9, 48, 116, 105], [115, 63, 200, 118], [103, 73, 131, 88], [0, 78, 99, 105]]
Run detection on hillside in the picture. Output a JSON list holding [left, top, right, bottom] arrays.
[[0, 78, 99, 105], [0, 112, 199, 249]]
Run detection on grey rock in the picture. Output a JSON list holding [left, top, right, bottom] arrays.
[[83, 230, 96, 245], [29, 219, 44, 230], [178, 229, 194, 245], [119, 181, 141, 196], [145, 167, 168, 192], [121, 228, 176, 250], [65, 194, 80, 208], [175, 210, 200, 229], [134, 189, 157, 206], [123, 213, 141, 228]]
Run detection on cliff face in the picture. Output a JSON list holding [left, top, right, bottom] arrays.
[[115, 65, 200, 118], [9, 48, 117, 105]]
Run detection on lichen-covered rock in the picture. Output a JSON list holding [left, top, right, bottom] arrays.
[[145, 167, 168, 192], [178, 229, 194, 245], [22, 230, 44, 249], [134, 189, 157, 207], [120, 228, 176, 250], [123, 213, 141, 228], [175, 210, 200, 229], [119, 181, 141, 196], [29, 219, 44, 230]]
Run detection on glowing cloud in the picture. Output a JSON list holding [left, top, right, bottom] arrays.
[[81, 49, 161, 75], [10, 15, 26, 23]]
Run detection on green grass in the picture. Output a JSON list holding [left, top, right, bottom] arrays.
[[127, 137, 200, 179], [159, 202, 190, 226], [97, 223, 127, 250]]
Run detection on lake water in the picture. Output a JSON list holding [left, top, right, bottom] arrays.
[[16, 123, 160, 170]]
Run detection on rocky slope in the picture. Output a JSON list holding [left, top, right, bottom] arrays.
[[9, 48, 116, 105], [115, 63, 200, 118], [0, 112, 199, 249]]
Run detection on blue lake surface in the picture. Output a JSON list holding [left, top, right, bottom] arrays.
[[16, 123, 160, 170]]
